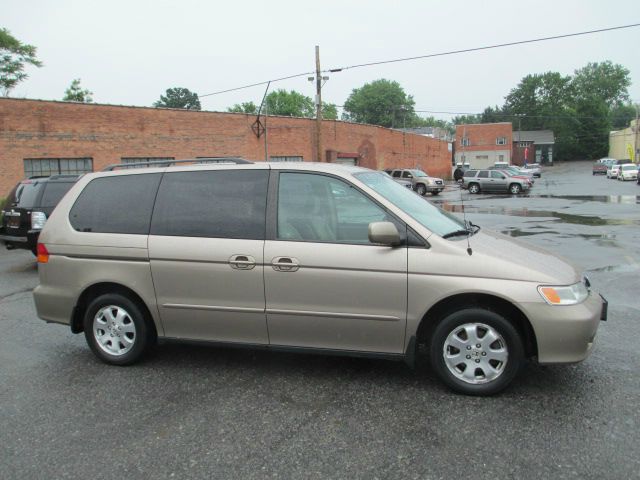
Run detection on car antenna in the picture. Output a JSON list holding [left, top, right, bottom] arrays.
[[459, 168, 472, 256]]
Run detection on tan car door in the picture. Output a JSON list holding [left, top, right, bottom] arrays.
[[264, 172, 408, 354], [148, 168, 270, 344]]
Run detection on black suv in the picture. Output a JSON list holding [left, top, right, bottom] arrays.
[[1, 175, 79, 254]]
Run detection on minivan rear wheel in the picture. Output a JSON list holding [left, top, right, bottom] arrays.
[[83, 293, 151, 365], [430, 308, 524, 396]]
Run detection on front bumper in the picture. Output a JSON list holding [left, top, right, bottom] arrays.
[[520, 291, 605, 364], [426, 185, 444, 193]]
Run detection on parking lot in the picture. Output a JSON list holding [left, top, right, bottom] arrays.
[[1, 160, 639, 479]]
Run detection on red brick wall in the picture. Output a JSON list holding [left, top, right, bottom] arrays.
[[0, 98, 452, 194], [455, 123, 513, 152]]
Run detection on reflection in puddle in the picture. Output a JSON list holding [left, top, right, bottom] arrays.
[[588, 264, 639, 274], [440, 204, 640, 226]]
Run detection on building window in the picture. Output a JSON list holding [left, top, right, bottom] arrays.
[[24, 158, 93, 178], [498, 155, 505, 161], [121, 157, 174, 168], [461, 137, 470, 147], [518, 142, 531, 148], [269, 156, 303, 162], [496, 137, 507, 145]]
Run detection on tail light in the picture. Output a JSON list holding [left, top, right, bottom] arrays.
[[31, 211, 47, 230], [37, 243, 49, 263]]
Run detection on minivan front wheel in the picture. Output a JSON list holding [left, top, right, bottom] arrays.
[[430, 308, 523, 395], [83, 293, 151, 365], [415, 184, 427, 196]]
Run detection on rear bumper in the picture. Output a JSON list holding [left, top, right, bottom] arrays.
[[0, 229, 39, 250], [521, 292, 604, 364]]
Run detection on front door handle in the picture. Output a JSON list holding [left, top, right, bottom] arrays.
[[272, 256, 299, 272], [229, 254, 256, 270]]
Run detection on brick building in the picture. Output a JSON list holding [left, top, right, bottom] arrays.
[[454, 122, 512, 169], [0, 98, 452, 194]]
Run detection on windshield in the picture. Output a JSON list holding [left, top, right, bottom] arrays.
[[354, 171, 466, 237], [622, 165, 636, 171], [409, 169, 428, 177]]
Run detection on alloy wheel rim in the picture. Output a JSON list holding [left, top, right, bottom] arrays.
[[93, 305, 136, 356], [443, 322, 508, 385]]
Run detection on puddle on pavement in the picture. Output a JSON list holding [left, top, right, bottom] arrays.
[[481, 194, 640, 204], [587, 264, 639, 274], [438, 204, 640, 226]]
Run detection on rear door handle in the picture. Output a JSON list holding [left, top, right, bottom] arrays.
[[272, 256, 299, 272], [229, 254, 256, 270]]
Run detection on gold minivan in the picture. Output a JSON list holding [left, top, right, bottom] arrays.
[[33, 160, 607, 395]]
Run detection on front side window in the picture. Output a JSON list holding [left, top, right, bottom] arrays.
[[151, 170, 268, 239], [391, 171, 401, 178], [478, 171, 489, 178], [354, 172, 465, 237], [70, 173, 162, 234], [491, 171, 505, 179], [277, 173, 391, 244]]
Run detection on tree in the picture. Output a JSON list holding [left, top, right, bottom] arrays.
[[227, 92, 337, 120], [0, 28, 43, 96], [451, 114, 481, 126], [342, 79, 418, 128], [264, 89, 314, 117], [154, 87, 201, 110], [609, 103, 637, 130], [571, 61, 631, 108], [227, 101, 258, 114], [63, 78, 93, 103]]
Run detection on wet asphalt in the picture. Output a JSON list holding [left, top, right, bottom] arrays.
[[1, 160, 639, 479]]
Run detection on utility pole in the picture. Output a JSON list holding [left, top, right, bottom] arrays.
[[315, 45, 323, 162], [635, 104, 639, 163]]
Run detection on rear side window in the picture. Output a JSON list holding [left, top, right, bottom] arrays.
[[150, 170, 268, 239], [69, 174, 162, 234], [9, 182, 43, 208], [478, 171, 489, 178], [40, 182, 75, 208], [463, 171, 476, 178]]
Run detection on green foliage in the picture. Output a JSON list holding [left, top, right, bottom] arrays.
[[227, 90, 337, 120], [0, 28, 43, 96], [63, 78, 93, 103], [609, 103, 637, 130], [342, 79, 420, 128], [264, 89, 314, 117], [154, 87, 201, 110], [451, 114, 482, 126], [571, 61, 630, 108], [492, 62, 632, 160], [227, 101, 258, 114]]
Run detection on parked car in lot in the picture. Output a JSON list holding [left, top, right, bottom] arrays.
[[465, 169, 531, 194], [0, 175, 79, 254], [607, 160, 632, 179], [385, 168, 445, 196], [33, 159, 606, 396], [617, 163, 638, 181], [592, 161, 608, 175], [522, 163, 542, 177], [488, 165, 535, 184]]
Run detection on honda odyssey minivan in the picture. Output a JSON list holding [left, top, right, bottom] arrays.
[[33, 159, 606, 395]]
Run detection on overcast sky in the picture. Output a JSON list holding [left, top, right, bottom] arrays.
[[4, 0, 640, 120]]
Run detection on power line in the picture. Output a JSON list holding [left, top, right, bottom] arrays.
[[198, 23, 640, 99], [326, 23, 640, 72]]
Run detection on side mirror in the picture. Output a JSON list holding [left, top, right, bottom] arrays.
[[368, 222, 401, 247]]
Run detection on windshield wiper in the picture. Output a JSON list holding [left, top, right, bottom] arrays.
[[442, 229, 471, 239]]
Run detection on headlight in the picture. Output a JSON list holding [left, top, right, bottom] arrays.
[[31, 211, 47, 230], [538, 282, 589, 305], [426, 179, 434, 185]]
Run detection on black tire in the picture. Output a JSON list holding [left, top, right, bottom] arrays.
[[431, 190, 440, 196], [468, 183, 480, 194], [416, 184, 427, 196], [83, 293, 152, 366], [509, 183, 522, 194], [429, 308, 524, 396]]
